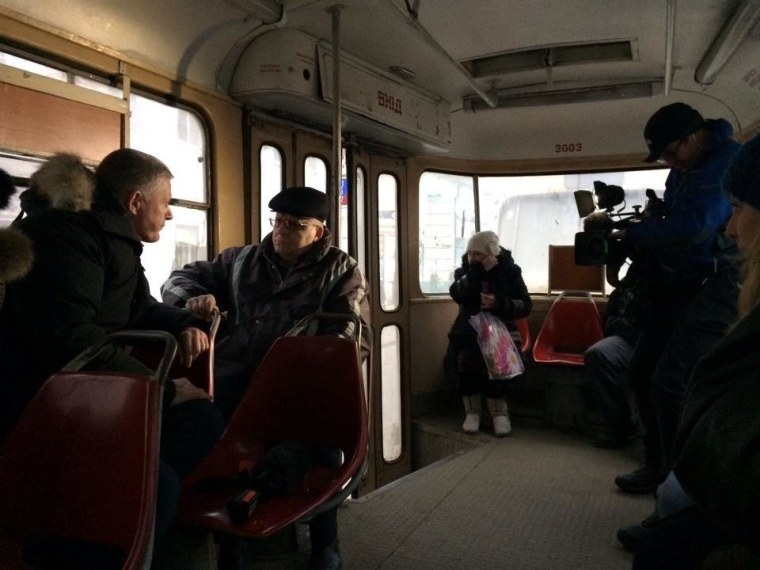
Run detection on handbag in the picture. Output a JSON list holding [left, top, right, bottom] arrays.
[[468, 312, 525, 380]]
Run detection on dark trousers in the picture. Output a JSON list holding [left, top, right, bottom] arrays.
[[155, 398, 225, 542], [585, 334, 636, 433], [628, 269, 738, 471]]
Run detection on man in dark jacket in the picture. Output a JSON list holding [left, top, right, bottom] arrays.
[[162, 186, 370, 570], [0, 150, 224, 541], [609, 103, 740, 495]]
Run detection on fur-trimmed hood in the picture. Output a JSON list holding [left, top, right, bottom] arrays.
[[19, 153, 95, 216]]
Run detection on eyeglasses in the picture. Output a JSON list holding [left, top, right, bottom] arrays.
[[657, 138, 684, 164], [269, 217, 318, 231]]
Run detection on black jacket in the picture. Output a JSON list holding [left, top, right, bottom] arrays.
[[447, 247, 532, 346], [673, 302, 760, 553], [0, 169, 203, 436]]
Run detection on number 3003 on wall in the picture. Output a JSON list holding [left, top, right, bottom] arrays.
[[555, 142, 582, 153]]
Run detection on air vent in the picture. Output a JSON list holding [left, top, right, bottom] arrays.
[[462, 40, 635, 78]]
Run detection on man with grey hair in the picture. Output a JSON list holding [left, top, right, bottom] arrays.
[[0, 148, 223, 542]]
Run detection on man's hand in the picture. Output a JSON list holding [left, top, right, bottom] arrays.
[[171, 377, 211, 407], [186, 294, 218, 321], [609, 229, 627, 240], [178, 327, 209, 367]]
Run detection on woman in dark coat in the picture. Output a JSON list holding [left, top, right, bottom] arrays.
[[445, 230, 532, 436]]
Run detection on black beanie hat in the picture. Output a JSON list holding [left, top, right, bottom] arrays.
[[268, 187, 329, 221], [724, 134, 760, 212]]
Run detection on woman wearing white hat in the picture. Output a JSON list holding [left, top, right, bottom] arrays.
[[444, 230, 532, 436]]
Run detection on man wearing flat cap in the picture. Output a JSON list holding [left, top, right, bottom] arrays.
[[608, 102, 740, 501], [162, 185, 369, 569]]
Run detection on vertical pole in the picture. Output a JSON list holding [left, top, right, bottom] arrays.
[[329, 5, 343, 233]]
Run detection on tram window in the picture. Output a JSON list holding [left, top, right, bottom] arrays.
[[380, 324, 402, 463], [338, 149, 348, 253], [0, 154, 41, 227], [0, 51, 66, 81], [260, 144, 284, 241], [304, 155, 327, 191], [479, 170, 667, 293], [418, 172, 476, 295], [131, 93, 210, 297], [355, 167, 367, 276], [378, 173, 400, 311]]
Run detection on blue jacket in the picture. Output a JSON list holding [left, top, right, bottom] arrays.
[[625, 119, 739, 273]]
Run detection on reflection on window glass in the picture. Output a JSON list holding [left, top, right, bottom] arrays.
[[304, 156, 327, 192], [0, 154, 45, 228], [479, 170, 668, 293], [339, 149, 348, 253], [130, 93, 207, 203], [260, 145, 283, 241], [418, 172, 475, 295], [381, 325, 402, 463], [143, 206, 207, 298], [378, 173, 399, 311]]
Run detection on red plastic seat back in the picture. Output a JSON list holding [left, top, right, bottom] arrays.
[[533, 293, 604, 366], [0, 372, 161, 570], [179, 335, 368, 537], [515, 317, 532, 355]]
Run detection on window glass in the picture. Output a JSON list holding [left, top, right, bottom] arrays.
[[0, 51, 66, 80], [260, 145, 283, 241], [304, 155, 327, 192], [479, 170, 668, 293], [339, 149, 348, 253], [74, 76, 123, 98], [355, 167, 367, 276], [418, 172, 475, 294], [378, 173, 400, 311], [381, 325, 402, 463], [130, 93, 207, 203], [130, 94, 209, 297], [143, 206, 207, 298]]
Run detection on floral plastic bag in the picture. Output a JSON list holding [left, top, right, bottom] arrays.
[[468, 312, 525, 380]]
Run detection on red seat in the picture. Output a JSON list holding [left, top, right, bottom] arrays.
[[515, 317, 532, 355], [0, 330, 174, 570], [0, 374, 162, 570], [178, 334, 368, 538], [532, 292, 604, 366]]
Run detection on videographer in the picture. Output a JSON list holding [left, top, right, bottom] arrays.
[[608, 102, 740, 495]]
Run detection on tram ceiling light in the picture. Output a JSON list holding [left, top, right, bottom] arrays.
[[390, 65, 416, 81], [695, 0, 760, 85], [462, 79, 663, 112]]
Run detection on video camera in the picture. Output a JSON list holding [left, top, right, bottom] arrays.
[[574, 181, 662, 266]]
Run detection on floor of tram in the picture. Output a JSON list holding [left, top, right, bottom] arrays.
[[155, 415, 653, 569]]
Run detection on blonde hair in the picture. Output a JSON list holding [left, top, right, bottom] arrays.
[[737, 205, 760, 319]]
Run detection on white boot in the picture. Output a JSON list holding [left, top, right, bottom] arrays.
[[462, 395, 482, 434], [487, 398, 512, 437]]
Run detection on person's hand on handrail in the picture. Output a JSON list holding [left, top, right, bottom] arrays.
[[186, 294, 219, 322], [178, 326, 209, 367]]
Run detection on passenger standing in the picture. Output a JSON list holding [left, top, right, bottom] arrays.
[[0, 151, 224, 541], [610, 102, 740, 494], [631, 132, 760, 570], [444, 230, 532, 436], [161, 186, 370, 570]]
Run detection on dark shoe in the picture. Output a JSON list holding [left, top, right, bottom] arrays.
[[615, 466, 666, 494], [308, 541, 342, 570], [616, 512, 659, 552], [593, 429, 634, 449]]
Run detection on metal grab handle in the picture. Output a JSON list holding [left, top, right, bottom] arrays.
[[60, 330, 178, 385]]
